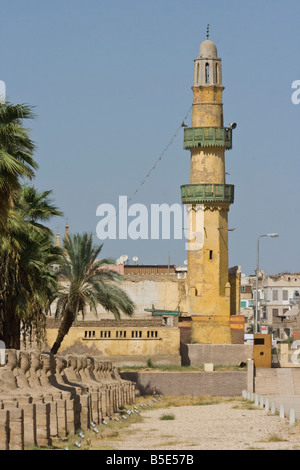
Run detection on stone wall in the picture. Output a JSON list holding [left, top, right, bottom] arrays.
[[0, 349, 135, 450], [49, 275, 187, 321], [121, 371, 247, 396], [181, 343, 253, 366]]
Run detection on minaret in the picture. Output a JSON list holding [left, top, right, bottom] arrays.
[[181, 33, 235, 344], [55, 231, 61, 247], [64, 222, 70, 240]]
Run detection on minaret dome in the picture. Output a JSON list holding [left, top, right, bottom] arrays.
[[199, 39, 218, 58], [194, 39, 222, 87]]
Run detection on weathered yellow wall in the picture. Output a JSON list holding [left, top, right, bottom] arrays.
[[190, 147, 225, 185], [191, 315, 231, 344], [186, 206, 230, 308], [192, 86, 224, 127], [50, 277, 187, 321], [46, 326, 180, 357]]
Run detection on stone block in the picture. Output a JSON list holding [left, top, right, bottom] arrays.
[[65, 397, 75, 435], [0, 409, 9, 450], [21, 403, 36, 448], [49, 401, 58, 438], [56, 399, 67, 438], [35, 402, 51, 448], [90, 391, 100, 424], [78, 395, 90, 431], [8, 408, 24, 451]]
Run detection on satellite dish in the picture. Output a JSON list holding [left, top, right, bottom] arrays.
[[116, 258, 121, 265], [119, 254, 128, 264], [184, 260, 187, 265], [133, 256, 138, 264]]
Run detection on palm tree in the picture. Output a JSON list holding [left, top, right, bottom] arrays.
[[16, 184, 62, 231], [0, 103, 37, 230], [0, 185, 63, 348], [50, 233, 135, 354]]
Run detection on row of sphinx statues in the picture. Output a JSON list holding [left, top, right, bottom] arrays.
[[0, 349, 135, 449]]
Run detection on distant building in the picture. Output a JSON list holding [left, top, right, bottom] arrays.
[[240, 272, 300, 340]]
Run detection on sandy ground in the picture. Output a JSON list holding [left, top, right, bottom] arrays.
[[98, 401, 300, 451]]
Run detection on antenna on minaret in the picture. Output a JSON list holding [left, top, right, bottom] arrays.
[[206, 24, 210, 40]]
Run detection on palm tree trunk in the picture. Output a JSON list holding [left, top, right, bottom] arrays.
[[1, 309, 20, 349], [51, 308, 74, 354]]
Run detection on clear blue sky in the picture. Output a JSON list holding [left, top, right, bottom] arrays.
[[1, 0, 299, 275]]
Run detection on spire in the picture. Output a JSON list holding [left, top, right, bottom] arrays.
[[206, 24, 210, 40], [64, 222, 70, 240], [55, 231, 61, 248]]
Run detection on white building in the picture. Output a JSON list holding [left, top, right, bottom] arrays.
[[241, 272, 300, 340]]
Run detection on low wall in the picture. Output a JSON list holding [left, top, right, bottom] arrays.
[[181, 343, 253, 366], [121, 371, 247, 397], [100, 355, 181, 367]]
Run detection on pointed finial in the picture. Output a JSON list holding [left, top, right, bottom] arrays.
[[206, 24, 210, 40]]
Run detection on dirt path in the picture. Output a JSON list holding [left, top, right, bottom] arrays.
[[99, 401, 300, 450]]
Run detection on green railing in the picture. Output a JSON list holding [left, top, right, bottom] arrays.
[[183, 127, 232, 150], [181, 184, 234, 204]]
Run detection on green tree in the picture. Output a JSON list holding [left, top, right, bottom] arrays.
[[0, 103, 37, 230], [50, 233, 135, 354], [0, 185, 63, 348]]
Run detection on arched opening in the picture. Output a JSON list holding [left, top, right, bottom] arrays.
[[205, 63, 210, 84], [216, 63, 220, 84], [197, 63, 200, 84]]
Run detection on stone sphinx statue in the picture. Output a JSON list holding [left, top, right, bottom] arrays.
[[51, 356, 79, 396], [27, 350, 43, 389], [63, 355, 89, 393], [76, 356, 102, 392], [0, 349, 19, 392], [39, 353, 65, 399], [0, 350, 37, 400], [15, 350, 31, 389], [84, 356, 98, 383]]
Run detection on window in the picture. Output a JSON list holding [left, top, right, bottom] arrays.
[[283, 290, 288, 301], [205, 63, 210, 83], [272, 290, 278, 301], [216, 63, 220, 84], [254, 338, 265, 345], [197, 63, 200, 83], [100, 330, 111, 338], [131, 331, 142, 338], [272, 308, 279, 318], [209, 250, 213, 260], [84, 330, 95, 338], [147, 331, 158, 338], [116, 331, 127, 338]]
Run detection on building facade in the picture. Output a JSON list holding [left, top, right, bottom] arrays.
[[241, 272, 300, 340]]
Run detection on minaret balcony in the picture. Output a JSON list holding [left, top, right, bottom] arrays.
[[181, 183, 234, 204], [183, 127, 232, 150]]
